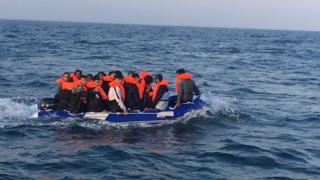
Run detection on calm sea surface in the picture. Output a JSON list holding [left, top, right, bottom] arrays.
[[0, 20, 320, 179]]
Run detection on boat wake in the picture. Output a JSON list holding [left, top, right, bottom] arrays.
[[0, 93, 237, 129]]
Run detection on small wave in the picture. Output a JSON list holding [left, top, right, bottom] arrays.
[[5, 34, 18, 38], [249, 34, 268, 38], [224, 47, 240, 53], [199, 151, 282, 168], [0, 76, 9, 82], [74, 39, 127, 46], [259, 48, 284, 54], [272, 39, 302, 44], [262, 176, 295, 180], [21, 81, 50, 87], [232, 87, 270, 95], [79, 55, 112, 60], [220, 142, 264, 154]]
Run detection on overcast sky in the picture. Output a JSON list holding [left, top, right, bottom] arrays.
[[0, 0, 319, 31]]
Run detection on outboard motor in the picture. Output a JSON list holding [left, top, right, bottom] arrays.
[[38, 98, 58, 110]]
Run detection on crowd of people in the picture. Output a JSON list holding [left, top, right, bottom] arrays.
[[54, 69, 200, 114]]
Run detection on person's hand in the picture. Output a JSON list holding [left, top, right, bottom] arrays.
[[123, 109, 128, 115]]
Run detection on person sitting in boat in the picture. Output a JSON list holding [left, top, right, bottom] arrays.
[[124, 72, 142, 111], [108, 74, 128, 114], [107, 71, 117, 81], [71, 69, 83, 82], [69, 75, 88, 113], [55, 72, 75, 110], [152, 74, 169, 110], [85, 74, 96, 89], [86, 78, 109, 112], [175, 69, 200, 107], [55, 72, 74, 89], [95, 71, 110, 95], [141, 75, 154, 110]]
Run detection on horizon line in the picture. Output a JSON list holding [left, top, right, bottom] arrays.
[[0, 17, 319, 33]]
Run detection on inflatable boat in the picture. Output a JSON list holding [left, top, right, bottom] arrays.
[[34, 96, 207, 124]]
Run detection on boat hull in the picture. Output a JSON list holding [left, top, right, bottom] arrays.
[[37, 97, 206, 124]]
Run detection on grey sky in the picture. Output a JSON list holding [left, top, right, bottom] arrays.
[[0, 0, 319, 31]]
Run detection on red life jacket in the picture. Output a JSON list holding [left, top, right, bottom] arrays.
[[109, 80, 125, 100], [152, 80, 169, 101], [175, 73, 193, 93]]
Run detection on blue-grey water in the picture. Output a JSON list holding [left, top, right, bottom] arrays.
[[0, 19, 320, 179]]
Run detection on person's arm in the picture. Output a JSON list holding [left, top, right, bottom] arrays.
[[55, 78, 63, 85], [192, 80, 200, 96], [97, 87, 108, 100], [176, 81, 184, 107], [114, 87, 127, 112]]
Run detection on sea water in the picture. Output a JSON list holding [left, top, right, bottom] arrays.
[[0, 19, 320, 179]]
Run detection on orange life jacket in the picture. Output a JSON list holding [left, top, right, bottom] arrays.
[[109, 80, 125, 100], [176, 73, 193, 93], [85, 80, 108, 100], [137, 83, 144, 99], [56, 78, 75, 90], [139, 71, 152, 79], [95, 86, 108, 100], [71, 73, 80, 82], [103, 75, 113, 82], [138, 71, 152, 99], [124, 76, 137, 85], [73, 79, 82, 87], [86, 80, 97, 89], [152, 80, 169, 101], [55, 78, 63, 85], [62, 81, 75, 90]]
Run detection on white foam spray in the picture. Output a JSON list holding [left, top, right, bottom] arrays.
[[0, 98, 38, 127]]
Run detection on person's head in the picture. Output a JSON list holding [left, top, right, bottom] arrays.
[[63, 72, 71, 81], [114, 71, 123, 78], [114, 74, 123, 83], [127, 71, 135, 77], [80, 75, 87, 85], [86, 74, 94, 81], [176, 69, 186, 75], [109, 71, 117, 80], [74, 69, 82, 77], [95, 79, 102, 86], [144, 75, 153, 85], [131, 73, 140, 83], [155, 74, 163, 83], [95, 72, 105, 80]]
